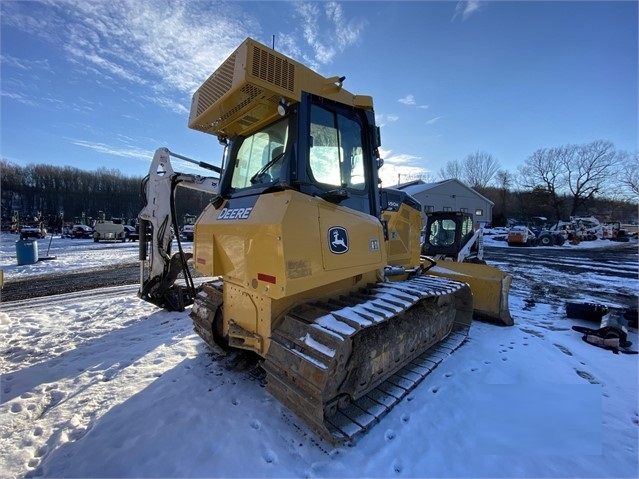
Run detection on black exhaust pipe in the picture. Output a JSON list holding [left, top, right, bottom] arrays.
[[139, 218, 149, 261]]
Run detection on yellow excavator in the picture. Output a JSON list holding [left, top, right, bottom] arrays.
[[138, 38, 512, 443]]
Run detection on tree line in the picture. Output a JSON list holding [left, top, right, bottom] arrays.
[[2, 138, 638, 230], [0, 161, 211, 230], [433, 139, 638, 224]]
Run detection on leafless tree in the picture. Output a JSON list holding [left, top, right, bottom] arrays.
[[462, 151, 501, 188], [618, 151, 639, 198], [438, 159, 464, 181], [493, 169, 513, 217], [517, 147, 567, 218], [399, 170, 436, 184], [495, 170, 513, 191], [518, 140, 621, 217], [438, 151, 500, 188], [564, 140, 617, 216]]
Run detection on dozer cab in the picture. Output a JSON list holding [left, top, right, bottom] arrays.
[[137, 38, 511, 443]]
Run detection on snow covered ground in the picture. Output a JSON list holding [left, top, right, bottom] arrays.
[[0, 233, 145, 280], [1, 232, 638, 478]]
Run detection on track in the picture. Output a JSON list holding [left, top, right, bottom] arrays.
[[262, 275, 473, 444], [189, 273, 474, 444]]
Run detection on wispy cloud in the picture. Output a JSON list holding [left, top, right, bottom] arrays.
[[0, 91, 38, 107], [291, 1, 365, 70], [2, 1, 366, 115], [70, 139, 154, 162], [0, 54, 56, 107], [453, 1, 482, 21], [398, 94, 429, 109], [375, 113, 399, 127], [398, 95, 416, 106], [1, 0, 256, 115], [56, 1, 253, 94], [426, 116, 444, 125], [70, 137, 211, 173], [0, 54, 53, 72], [142, 96, 189, 116], [377, 147, 431, 186]]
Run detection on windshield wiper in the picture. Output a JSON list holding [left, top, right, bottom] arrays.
[[250, 152, 285, 184]]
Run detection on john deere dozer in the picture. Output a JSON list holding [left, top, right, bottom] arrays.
[[137, 38, 512, 443]]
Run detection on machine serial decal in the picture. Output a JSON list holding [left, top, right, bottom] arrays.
[[328, 226, 349, 254], [217, 207, 253, 220]]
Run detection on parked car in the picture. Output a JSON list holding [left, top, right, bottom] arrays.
[[181, 224, 194, 241], [69, 224, 94, 239], [20, 225, 47, 240], [123, 225, 139, 241]]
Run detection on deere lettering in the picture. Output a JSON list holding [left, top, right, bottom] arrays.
[[217, 207, 253, 220]]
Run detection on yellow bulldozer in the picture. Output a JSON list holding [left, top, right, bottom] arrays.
[[137, 38, 512, 443]]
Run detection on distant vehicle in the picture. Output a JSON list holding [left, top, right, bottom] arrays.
[[507, 225, 537, 246], [93, 217, 129, 242], [20, 224, 47, 240], [181, 214, 197, 241], [123, 224, 139, 242], [69, 224, 94, 239]]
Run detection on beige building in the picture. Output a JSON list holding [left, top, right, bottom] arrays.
[[395, 179, 494, 227]]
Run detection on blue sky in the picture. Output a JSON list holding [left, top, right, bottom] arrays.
[[1, 0, 637, 186]]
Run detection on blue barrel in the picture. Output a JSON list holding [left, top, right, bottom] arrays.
[[16, 239, 39, 265]]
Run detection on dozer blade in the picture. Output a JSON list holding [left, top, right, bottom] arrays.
[[262, 275, 473, 444], [427, 261, 513, 326]]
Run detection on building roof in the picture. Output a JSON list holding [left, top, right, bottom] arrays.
[[395, 178, 495, 206]]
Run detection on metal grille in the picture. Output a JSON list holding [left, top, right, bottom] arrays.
[[196, 52, 237, 118], [212, 84, 263, 130], [250, 44, 295, 93]]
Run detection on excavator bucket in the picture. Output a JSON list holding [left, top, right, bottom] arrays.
[[427, 261, 513, 326]]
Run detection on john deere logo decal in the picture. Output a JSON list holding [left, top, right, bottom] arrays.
[[328, 226, 348, 254]]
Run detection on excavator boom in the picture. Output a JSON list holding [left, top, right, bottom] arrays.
[[138, 148, 219, 311]]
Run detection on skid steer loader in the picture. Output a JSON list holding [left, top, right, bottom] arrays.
[[137, 38, 512, 443], [421, 212, 512, 325]]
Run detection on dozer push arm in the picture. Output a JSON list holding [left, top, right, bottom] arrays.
[[138, 147, 219, 311]]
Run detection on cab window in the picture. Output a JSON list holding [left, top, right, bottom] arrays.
[[231, 118, 288, 189], [309, 104, 365, 191], [428, 218, 457, 246]]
